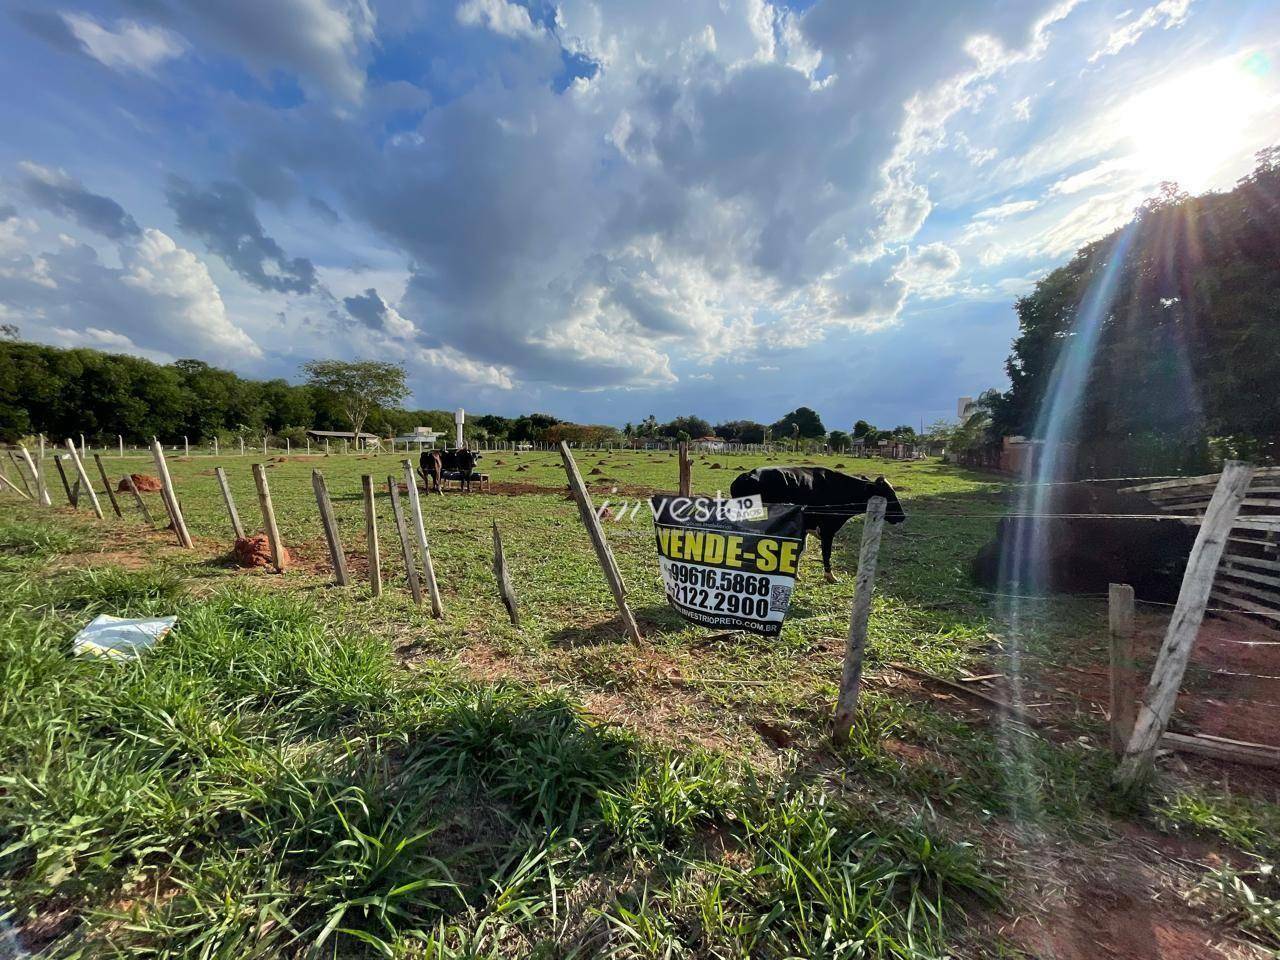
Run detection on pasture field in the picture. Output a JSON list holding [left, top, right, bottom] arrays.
[[2, 449, 1277, 957]]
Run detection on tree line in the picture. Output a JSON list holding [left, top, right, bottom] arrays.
[[0, 337, 916, 450], [952, 147, 1280, 474]]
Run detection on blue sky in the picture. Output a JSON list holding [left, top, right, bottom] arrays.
[[1, 0, 1278, 431]]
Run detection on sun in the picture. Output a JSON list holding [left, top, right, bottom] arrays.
[[1117, 54, 1277, 192]]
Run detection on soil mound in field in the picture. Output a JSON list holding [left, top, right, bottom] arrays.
[[119, 473, 162, 492], [233, 534, 287, 568], [588, 467, 603, 475]]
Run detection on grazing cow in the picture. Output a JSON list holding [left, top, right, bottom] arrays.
[[421, 448, 481, 493], [729, 467, 906, 582]]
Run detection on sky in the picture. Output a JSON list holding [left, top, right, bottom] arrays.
[[1, 0, 1278, 432]]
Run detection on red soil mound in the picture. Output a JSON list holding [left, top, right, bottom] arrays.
[[233, 534, 288, 568], [118, 473, 162, 492]]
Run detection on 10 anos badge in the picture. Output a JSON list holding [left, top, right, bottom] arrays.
[[650, 495, 807, 636]]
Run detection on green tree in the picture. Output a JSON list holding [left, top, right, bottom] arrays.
[[771, 407, 825, 440], [828, 430, 851, 452], [301, 360, 408, 446]]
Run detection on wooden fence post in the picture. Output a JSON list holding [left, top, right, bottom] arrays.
[[1114, 461, 1254, 796], [0, 471, 29, 500], [312, 469, 349, 585], [65, 439, 104, 519], [92, 454, 123, 518], [387, 477, 423, 605], [401, 460, 444, 618], [678, 441, 692, 497], [215, 467, 245, 539], [123, 474, 154, 525], [151, 439, 193, 547], [7, 451, 33, 498], [251, 463, 286, 572], [492, 520, 519, 627], [832, 497, 887, 743], [1108, 583, 1137, 756], [362, 475, 382, 598], [54, 456, 75, 506], [559, 441, 642, 644], [18, 444, 51, 506]]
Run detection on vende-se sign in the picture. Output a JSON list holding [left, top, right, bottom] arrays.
[[650, 495, 807, 636]]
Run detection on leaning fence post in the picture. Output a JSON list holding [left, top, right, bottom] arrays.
[[1108, 583, 1137, 756], [92, 454, 123, 518], [65, 439, 104, 519], [387, 477, 423, 606], [401, 459, 444, 618], [492, 520, 519, 627], [0, 470, 29, 500], [7, 451, 33, 499], [251, 463, 286, 572], [678, 441, 692, 497], [18, 444, 51, 506], [832, 496, 888, 744], [312, 469, 349, 585], [53, 455, 75, 506], [559, 441, 642, 644], [1113, 461, 1254, 796], [150, 439, 193, 547], [362, 475, 382, 598], [215, 466, 245, 539], [123, 474, 154, 525]]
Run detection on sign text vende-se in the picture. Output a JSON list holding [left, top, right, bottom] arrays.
[[651, 495, 807, 636]]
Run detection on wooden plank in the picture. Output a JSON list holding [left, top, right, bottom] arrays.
[[7, 451, 33, 498], [0, 472, 30, 500], [1219, 562, 1280, 591], [251, 463, 285, 572], [559, 441, 642, 644], [401, 460, 443, 618], [1108, 583, 1137, 756], [1122, 466, 1280, 495], [362, 475, 382, 598], [150, 440, 192, 547], [678, 441, 691, 497], [311, 469, 349, 585], [387, 476, 423, 606], [122, 474, 154, 525], [1223, 553, 1280, 574], [215, 467, 245, 539], [1159, 732, 1280, 769], [53, 455, 75, 506], [832, 497, 887, 744], [65, 439, 103, 519], [18, 444, 51, 506], [492, 520, 519, 627], [92, 454, 123, 518], [1210, 590, 1280, 620], [1210, 577, 1280, 608], [1114, 461, 1254, 797]]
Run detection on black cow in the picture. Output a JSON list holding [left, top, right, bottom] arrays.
[[419, 450, 443, 495], [729, 467, 906, 582], [421, 448, 481, 493]]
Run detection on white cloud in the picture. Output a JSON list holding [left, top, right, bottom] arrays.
[[63, 14, 186, 73], [1089, 0, 1192, 62], [456, 0, 544, 39], [1012, 96, 1032, 120]]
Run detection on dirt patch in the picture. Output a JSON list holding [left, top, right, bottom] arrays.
[[588, 467, 603, 475], [118, 473, 161, 492], [835, 463, 846, 468], [486, 481, 558, 496], [710, 462, 722, 469], [1010, 885, 1234, 960], [233, 534, 287, 569]]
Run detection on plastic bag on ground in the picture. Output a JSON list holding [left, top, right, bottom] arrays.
[[71, 614, 177, 659]]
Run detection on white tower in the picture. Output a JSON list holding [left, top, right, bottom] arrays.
[[454, 408, 465, 448]]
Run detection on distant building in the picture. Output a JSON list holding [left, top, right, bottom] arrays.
[[691, 435, 726, 451], [391, 426, 446, 446]]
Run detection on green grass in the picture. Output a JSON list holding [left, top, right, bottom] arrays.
[[7, 450, 1280, 955], [0, 549, 994, 956]]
